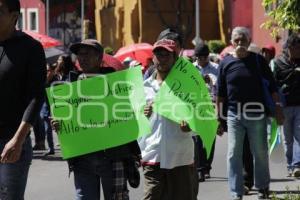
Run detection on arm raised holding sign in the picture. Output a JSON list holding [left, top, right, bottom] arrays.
[[138, 38, 195, 200], [180, 121, 192, 132], [47, 39, 141, 199], [50, 117, 60, 133], [144, 102, 153, 118]]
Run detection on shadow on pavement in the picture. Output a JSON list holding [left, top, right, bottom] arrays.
[[33, 152, 64, 161], [206, 176, 228, 182], [271, 178, 295, 182]]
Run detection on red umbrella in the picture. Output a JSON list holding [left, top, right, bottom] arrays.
[[75, 53, 125, 71], [24, 30, 62, 49], [114, 43, 153, 68]]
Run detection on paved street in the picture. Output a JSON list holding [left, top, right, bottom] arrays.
[[25, 134, 300, 200]]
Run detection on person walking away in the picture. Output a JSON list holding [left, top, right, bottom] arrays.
[[0, 0, 46, 199]]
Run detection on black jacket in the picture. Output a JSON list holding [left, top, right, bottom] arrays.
[[274, 54, 300, 106], [0, 31, 46, 140]]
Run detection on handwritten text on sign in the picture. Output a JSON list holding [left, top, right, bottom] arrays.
[[153, 58, 218, 156], [46, 67, 150, 159]]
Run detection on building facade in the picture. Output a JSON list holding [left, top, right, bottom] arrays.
[[226, 0, 287, 54], [95, 0, 221, 50], [19, 0, 46, 34]]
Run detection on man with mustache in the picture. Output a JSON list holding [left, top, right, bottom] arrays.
[[216, 27, 284, 200]]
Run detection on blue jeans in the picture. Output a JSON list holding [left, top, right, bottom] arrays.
[[0, 137, 32, 200], [72, 152, 128, 200], [227, 111, 270, 197], [283, 106, 300, 169]]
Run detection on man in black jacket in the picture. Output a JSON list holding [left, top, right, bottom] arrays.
[[274, 33, 300, 177], [0, 0, 46, 199]]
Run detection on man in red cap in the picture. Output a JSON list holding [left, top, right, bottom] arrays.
[[139, 39, 195, 200]]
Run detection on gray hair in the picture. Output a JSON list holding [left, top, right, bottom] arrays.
[[231, 27, 251, 42]]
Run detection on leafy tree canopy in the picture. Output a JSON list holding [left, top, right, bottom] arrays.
[[262, 0, 300, 37]]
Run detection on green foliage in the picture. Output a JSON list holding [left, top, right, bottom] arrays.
[[207, 40, 226, 54], [270, 186, 300, 200], [262, 0, 300, 37]]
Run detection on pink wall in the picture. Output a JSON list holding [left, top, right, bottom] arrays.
[[231, 0, 253, 33], [20, 0, 46, 34], [252, 0, 285, 55]]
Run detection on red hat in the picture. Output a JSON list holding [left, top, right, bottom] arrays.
[[153, 39, 176, 52], [262, 45, 276, 58]]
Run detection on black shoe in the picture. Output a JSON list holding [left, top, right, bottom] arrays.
[[43, 150, 55, 156], [232, 195, 242, 200], [293, 167, 300, 178], [32, 144, 46, 151], [257, 188, 269, 199], [204, 172, 211, 179], [198, 171, 205, 182], [244, 185, 250, 195]]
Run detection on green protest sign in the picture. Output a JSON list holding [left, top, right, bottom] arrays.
[[46, 67, 150, 159], [269, 118, 279, 154], [152, 57, 218, 157]]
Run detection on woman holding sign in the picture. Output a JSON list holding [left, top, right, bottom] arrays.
[[51, 39, 140, 200]]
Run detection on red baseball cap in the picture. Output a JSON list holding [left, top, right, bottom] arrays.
[[153, 39, 176, 53], [262, 44, 276, 57]]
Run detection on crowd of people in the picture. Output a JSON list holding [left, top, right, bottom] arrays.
[[1, 0, 300, 200]]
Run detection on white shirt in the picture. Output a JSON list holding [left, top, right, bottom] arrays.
[[138, 74, 195, 169], [193, 61, 219, 102]]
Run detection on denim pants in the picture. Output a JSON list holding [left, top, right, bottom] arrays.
[[227, 111, 270, 197], [0, 137, 32, 200], [282, 106, 300, 169], [72, 152, 128, 200], [43, 117, 54, 151]]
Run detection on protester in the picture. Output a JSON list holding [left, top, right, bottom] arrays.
[[54, 54, 76, 81], [216, 26, 284, 200], [143, 29, 199, 199], [193, 43, 218, 181], [242, 43, 276, 194], [0, 0, 46, 199], [51, 39, 140, 200], [143, 28, 183, 80], [139, 39, 195, 200], [273, 33, 300, 177], [41, 63, 59, 156]]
